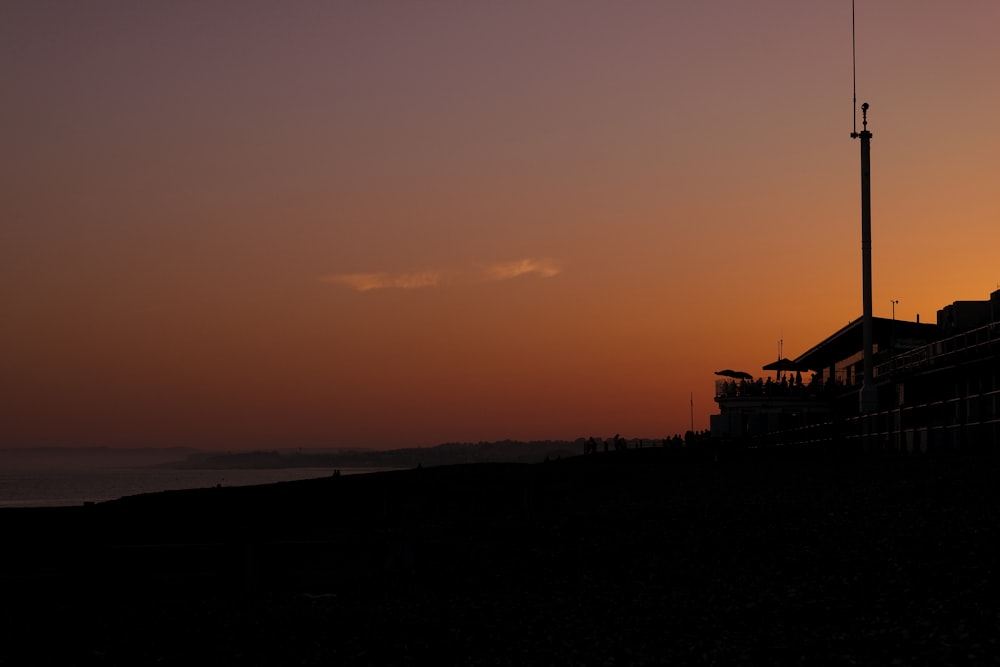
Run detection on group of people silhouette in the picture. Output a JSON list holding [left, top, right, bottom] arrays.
[[584, 435, 621, 454], [583, 430, 709, 455], [718, 372, 812, 398]]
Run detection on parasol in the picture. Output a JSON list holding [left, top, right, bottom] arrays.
[[715, 369, 754, 380], [761, 358, 810, 373]]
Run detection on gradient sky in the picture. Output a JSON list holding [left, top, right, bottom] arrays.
[[3, 1, 999, 450]]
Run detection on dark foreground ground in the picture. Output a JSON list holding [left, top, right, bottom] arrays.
[[2, 447, 1000, 665]]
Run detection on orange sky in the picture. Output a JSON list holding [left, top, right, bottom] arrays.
[[3, 1, 999, 449]]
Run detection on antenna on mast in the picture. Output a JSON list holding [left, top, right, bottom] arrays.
[[852, 0, 857, 135]]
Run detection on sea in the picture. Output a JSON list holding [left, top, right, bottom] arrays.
[[0, 466, 387, 509]]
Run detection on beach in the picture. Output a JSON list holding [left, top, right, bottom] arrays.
[[3, 447, 999, 665]]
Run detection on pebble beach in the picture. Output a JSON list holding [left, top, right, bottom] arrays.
[[3, 447, 999, 665]]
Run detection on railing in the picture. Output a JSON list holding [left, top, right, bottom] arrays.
[[715, 378, 846, 400], [877, 321, 1000, 377], [737, 388, 1000, 453]]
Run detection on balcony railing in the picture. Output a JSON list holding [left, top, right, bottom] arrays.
[[876, 321, 1000, 377], [715, 378, 826, 400]]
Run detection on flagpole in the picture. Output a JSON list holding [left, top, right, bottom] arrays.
[[690, 392, 694, 433]]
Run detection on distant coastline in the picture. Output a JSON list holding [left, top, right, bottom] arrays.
[[157, 440, 582, 470], [0, 440, 586, 473]]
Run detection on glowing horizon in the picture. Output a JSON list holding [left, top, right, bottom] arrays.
[[3, 1, 999, 450]]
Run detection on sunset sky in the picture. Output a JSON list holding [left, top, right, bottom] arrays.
[[3, 1, 999, 450]]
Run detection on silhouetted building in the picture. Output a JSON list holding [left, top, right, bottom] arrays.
[[712, 289, 1000, 451], [795, 317, 939, 388], [937, 289, 1000, 335], [710, 374, 833, 440]]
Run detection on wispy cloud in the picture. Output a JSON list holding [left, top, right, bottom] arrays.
[[323, 258, 562, 292], [483, 258, 561, 282], [321, 271, 442, 292]]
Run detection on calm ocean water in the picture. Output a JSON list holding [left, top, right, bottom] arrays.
[[0, 467, 387, 508]]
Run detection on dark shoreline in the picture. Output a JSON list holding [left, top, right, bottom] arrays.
[[152, 439, 584, 470], [3, 447, 999, 665]]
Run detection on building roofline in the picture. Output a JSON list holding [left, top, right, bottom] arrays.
[[793, 317, 940, 371]]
